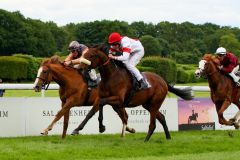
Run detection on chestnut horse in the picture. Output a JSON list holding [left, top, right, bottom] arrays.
[[195, 54, 240, 128], [78, 46, 193, 142], [33, 56, 134, 138]]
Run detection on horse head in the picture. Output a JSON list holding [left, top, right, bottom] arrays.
[[79, 45, 110, 70], [195, 54, 220, 78], [33, 55, 61, 92]]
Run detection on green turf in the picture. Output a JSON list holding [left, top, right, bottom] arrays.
[[0, 131, 239, 160], [4, 89, 210, 98]]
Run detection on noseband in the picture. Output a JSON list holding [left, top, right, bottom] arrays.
[[36, 66, 51, 90]]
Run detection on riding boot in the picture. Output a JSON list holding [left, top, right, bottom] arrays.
[[138, 79, 148, 90], [236, 81, 240, 87]]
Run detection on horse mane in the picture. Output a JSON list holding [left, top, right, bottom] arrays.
[[41, 55, 62, 66], [203, 53, 220, 66], [91, 43, 109, 54]]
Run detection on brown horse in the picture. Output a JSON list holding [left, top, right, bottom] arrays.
[[195, 54, 240, 128], [78, 45, 193, 142], [33, 55, 134, 138]]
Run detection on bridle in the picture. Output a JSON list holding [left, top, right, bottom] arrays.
[[202, 60, 219, 77], [36, 66, 51, 90]]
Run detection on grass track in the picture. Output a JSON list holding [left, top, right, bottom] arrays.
[[0, 130, 239, 160]]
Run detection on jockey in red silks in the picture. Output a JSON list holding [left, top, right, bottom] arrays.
[[216, 47, 240, 86], [108, 32, 148, 90]]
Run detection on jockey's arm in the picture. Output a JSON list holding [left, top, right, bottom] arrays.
[[115, 52, 130, 61], [109, 47, 131, 61], [81, 47, 89, 56], [64, 53, 73, 62], [71, 48, 89, 64], [222, 64, 236, 73]]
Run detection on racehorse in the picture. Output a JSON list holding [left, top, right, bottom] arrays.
[[33, 55, 135, 138], [195, 54, 240, 128], [188, 110, 198, 124], [78, 45, 194, 142]]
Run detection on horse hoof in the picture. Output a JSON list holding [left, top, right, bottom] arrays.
[[99, 126, 106, 133], [129, 128, 136, 133], [41, 130, 48, 135], [229, 118, 236, 124], [234, 120, 240, 129], [71, 130, 79, 135]]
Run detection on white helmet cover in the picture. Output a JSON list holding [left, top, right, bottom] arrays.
[[68, 41, 80, 50], [215, 47, 226, 55]]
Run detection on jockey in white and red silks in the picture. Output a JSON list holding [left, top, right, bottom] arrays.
[[108, 32, 148, 90]]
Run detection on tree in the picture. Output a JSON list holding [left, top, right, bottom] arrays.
[[140, 35, 161, 56], [219, 33, 240, 57]]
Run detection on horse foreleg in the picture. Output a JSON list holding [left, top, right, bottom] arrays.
[[98, 104, 106, 133], [41, 102, 72, 137], [62, 110, 70, 138], [112, 107, 135, 136]]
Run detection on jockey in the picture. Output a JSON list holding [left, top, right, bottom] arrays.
[[108, 32, 148, 90], [215, 47, 240, 86], [64, 41, 98, 87]]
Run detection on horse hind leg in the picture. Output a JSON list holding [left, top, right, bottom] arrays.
[[230, 110, 240, 129], [71, 104, 103, 135], [156, 111, 171, 139], [144, 110, 157, 142], [218, 101, 234, 125]]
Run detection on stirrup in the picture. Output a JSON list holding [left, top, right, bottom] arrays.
[[139, 80, 148, 90]]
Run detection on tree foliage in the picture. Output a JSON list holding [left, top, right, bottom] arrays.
[[1, 9, 240, 65]]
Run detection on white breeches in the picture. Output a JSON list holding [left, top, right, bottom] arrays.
[[228, 65, 240, 82], [88, 69, 97, 80], [122, 47, 144, 81]]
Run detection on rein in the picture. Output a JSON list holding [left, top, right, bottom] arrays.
[[102, 58, 110, 66]]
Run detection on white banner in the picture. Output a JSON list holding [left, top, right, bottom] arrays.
[[0, 98, 178, 137]]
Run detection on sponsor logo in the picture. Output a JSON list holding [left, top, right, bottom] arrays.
[[42, 109, 90, 117], [129, 109, 166, 116], [0, 110, 8, 118]]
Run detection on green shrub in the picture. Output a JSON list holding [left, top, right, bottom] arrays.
[[0, 56, 28, 80], [177, 68, 190, 83], [176, 64, 207, 83], [138, 56, 177, 83], [13, 54, 42, 80]]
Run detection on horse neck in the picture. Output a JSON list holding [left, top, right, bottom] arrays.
[[98, 61, 119, 80], [50, 64, 82, 87], [206, 63, 223, 88]]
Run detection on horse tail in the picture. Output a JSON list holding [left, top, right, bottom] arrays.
[[167, 84, 194, 100]]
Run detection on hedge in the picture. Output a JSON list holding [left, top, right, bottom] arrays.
[[138, 56, 177, 83], [13, 54, 42, 80], [0, 56, 28, 80]]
